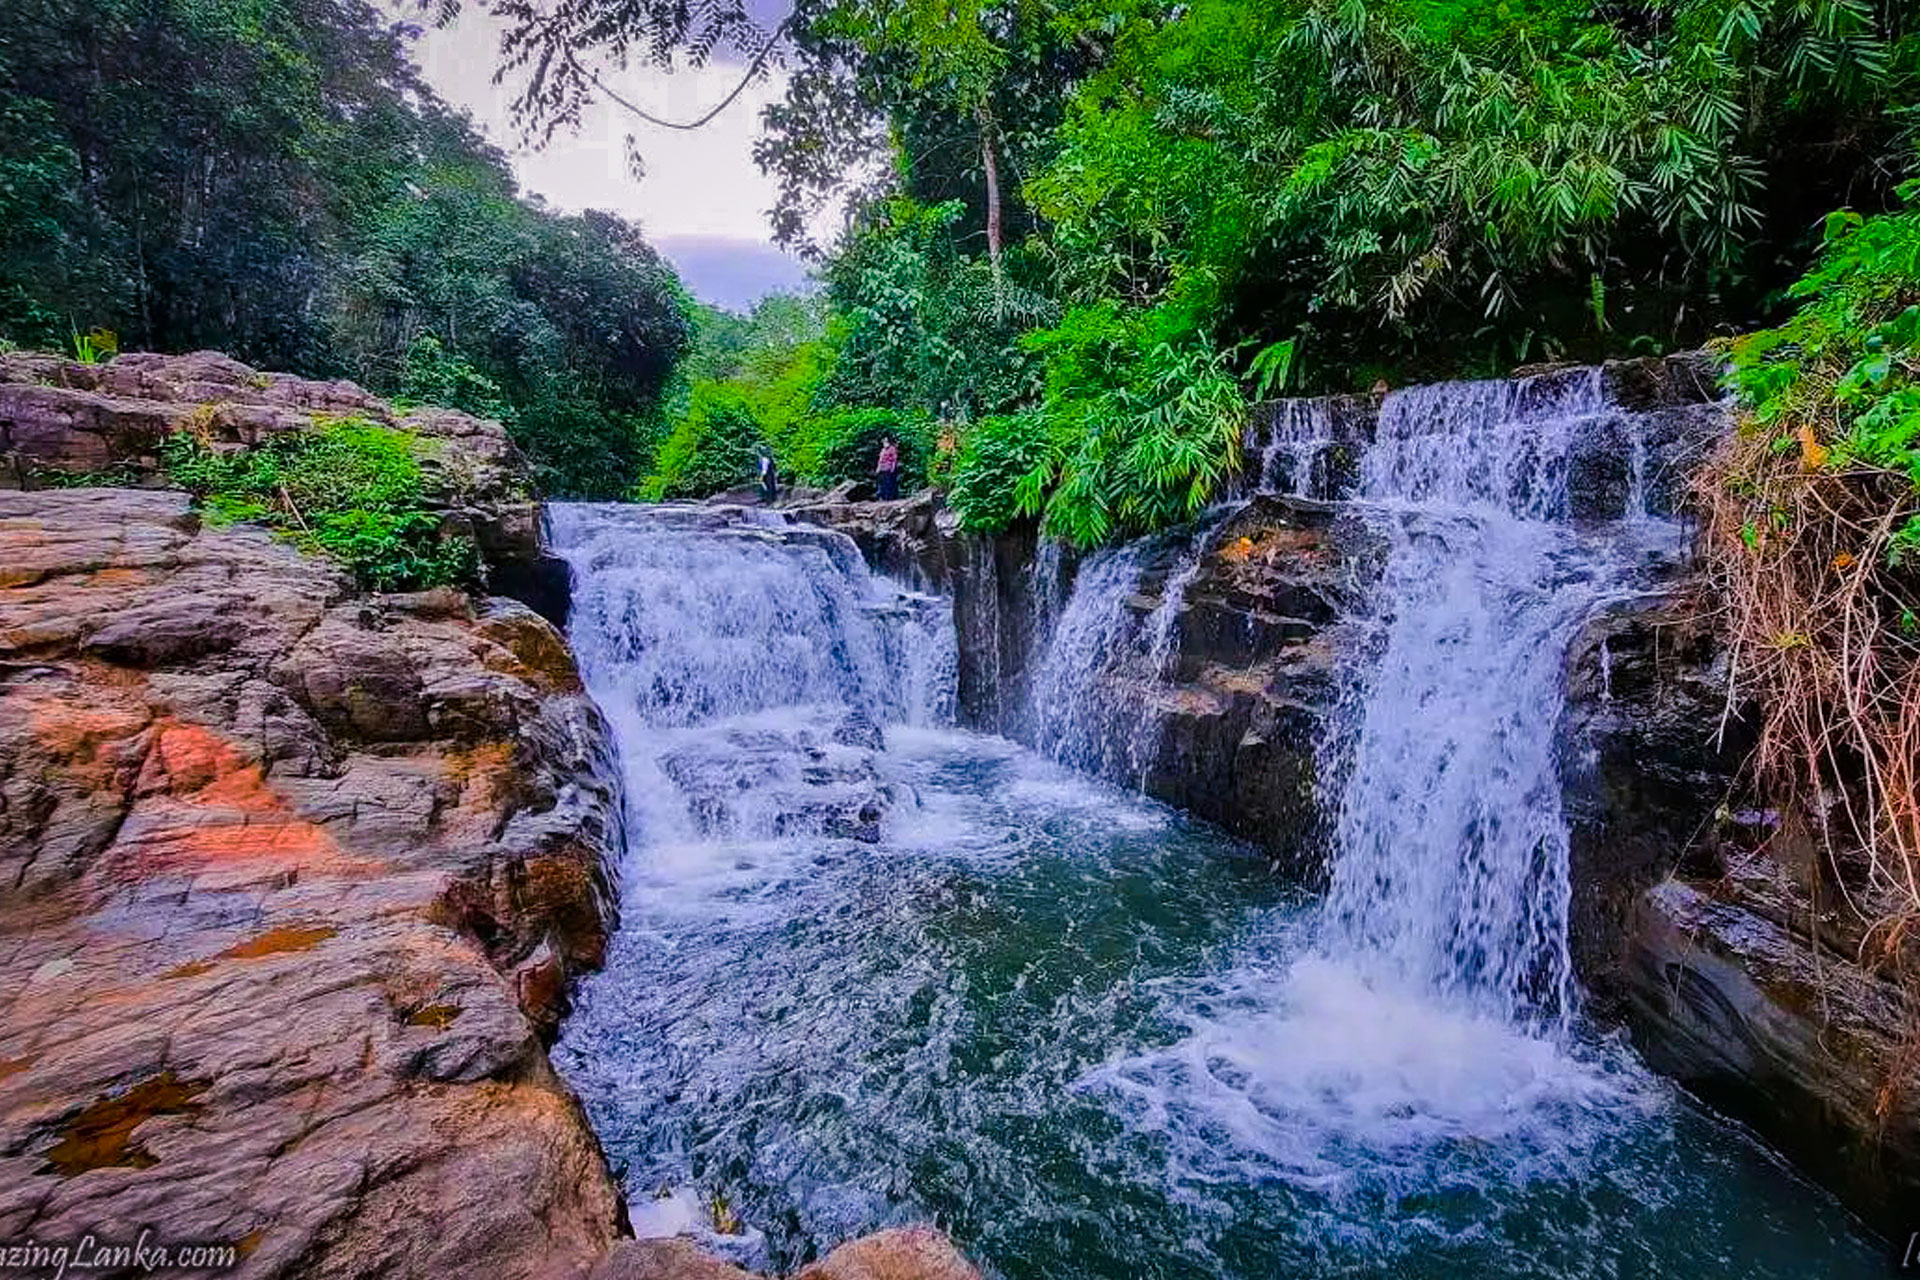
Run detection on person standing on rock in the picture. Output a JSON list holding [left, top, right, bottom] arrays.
[[875, 435, 900, 501], [757, 443, 778, 504]]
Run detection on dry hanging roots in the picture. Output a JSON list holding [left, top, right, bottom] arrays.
[[1696, 423, 1920, 964]]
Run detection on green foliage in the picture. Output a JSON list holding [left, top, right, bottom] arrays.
[[818, 196, 1050, 420], [33, 461, 144, 488], [948, 411, 1055, 532], [530, 0, 1913, 545], [1030, 0, 1916, 384], [1727, 180, 1920, 552], [396, 334, 509, 422], [162, 419, 475, 590], [640, 383, 768, 500], [327, 152, 691, 498], [69, 326, 116, 364], [0, 0, 690, 499], [1017, 306, 1249, 545], [808, 408, 936, 491]]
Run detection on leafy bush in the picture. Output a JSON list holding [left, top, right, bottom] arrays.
[[1012, 304, 1249, 546], [1727, 188, 1920, 531], [640, 382, 767, 500], [397, 334, 510, 422], [805, 408, 936, 493], [163, 419, 475, 591], [948, 411, 1056, 533], [818, 197, 1051, 422]]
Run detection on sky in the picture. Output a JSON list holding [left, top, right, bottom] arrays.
[[406, 9, 816, 313]]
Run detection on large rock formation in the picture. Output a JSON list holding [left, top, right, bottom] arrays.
[[1560, 597, 1920, 1237], [0, 349, 566, 621], [0, 487, 625, 1277]]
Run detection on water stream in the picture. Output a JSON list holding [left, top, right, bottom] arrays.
[[547, 378, 1885, 1277]]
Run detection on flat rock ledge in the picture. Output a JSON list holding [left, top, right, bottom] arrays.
[[0, 482, 984, 1277], [0, 349, 560, 610]]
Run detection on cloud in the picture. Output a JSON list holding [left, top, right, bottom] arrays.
[[653, 236, 816, 313], [403, 8, 820, 308]]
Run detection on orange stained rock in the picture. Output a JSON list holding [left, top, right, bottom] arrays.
[[444, 740, 517, 798], [39, 1072, 208, 1176], [120, 721, 383, 877], [166, 923, 341, 979], [145, 720, 268, 801], [82, 566, 162, 588], [24, 693, 151, 782]]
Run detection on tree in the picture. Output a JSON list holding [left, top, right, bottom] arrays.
[[0, 0, 692, 499]]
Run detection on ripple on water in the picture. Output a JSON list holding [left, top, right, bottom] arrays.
[[554, 731, 1885, 1280]]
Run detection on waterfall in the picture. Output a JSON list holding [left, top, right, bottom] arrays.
[[1322, 369, 1684, 1028], [546, 503, 954, 846], [1078, 369, 1704, 1207], [1026, 543, 1155, 779], [1027, 515, 1225, 788], [1245, 398, 1336, 497]]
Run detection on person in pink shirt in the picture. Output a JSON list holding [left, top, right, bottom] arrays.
[[875, 435, 900, 500]]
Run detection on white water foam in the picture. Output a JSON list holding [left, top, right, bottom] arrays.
[[1083, 369, 1696, 1195]]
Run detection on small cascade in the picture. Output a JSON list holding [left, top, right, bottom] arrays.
[[1027, 514, 1225, 788], [1243, 398, 1338, 498], [1624, 418, 1651, 523], [1323, 368, 1684, 1027], [546, 503, 954, 846], [1026, 543, 1155, 779]]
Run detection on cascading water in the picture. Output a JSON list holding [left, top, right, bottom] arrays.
[[1243, 396, 1338, 498], [1322, 369, 1654, 1028], [1027, 522, 1219, 788], [547, 503, 953, 846], [1025, 542, 1155, 778], [550, 452, 1882, 1278]]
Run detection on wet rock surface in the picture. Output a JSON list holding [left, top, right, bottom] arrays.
[[1128, 497, 1363, 873], [0, 487, 626, 1277], [1561, 592, 1920, 1237], [658, 717, 897, 845], [785, 489, 954, 593], [799, 492, 1363, 873]]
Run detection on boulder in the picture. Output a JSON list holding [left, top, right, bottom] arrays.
[[796, 1227, 982, 1280], [588, 1228, 980, 1280]]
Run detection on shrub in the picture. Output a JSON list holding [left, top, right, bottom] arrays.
[[804, 407, 936, 493], [639, 381, 767, 500], [1010, 304, 1248, 546], [397, 334, 510, 422], [948, 411, 1057, 533], [163, 418, 475, 590]]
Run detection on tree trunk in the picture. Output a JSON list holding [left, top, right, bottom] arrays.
[[977, 103, 1005, 317]]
